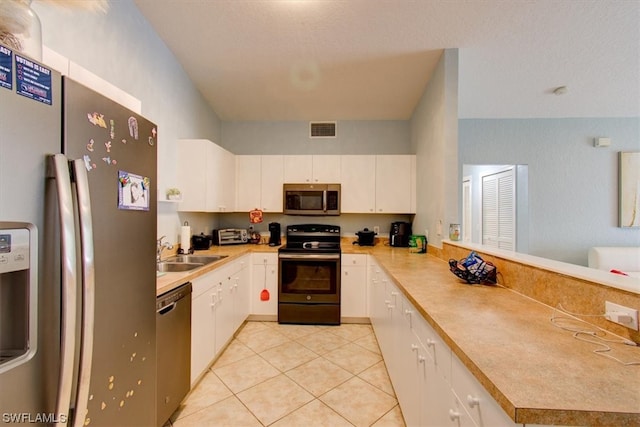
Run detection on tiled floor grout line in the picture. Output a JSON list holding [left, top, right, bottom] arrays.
[[169, 321, 405, 427]]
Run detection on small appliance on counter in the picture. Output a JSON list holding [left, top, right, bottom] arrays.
[[191, 233, 212, 250], [248, 227, 261, 244], [212, 228, 248, 245], [353, 228, 376, 246], [268, 222, 281, 246], [390, 221, 412, 247]]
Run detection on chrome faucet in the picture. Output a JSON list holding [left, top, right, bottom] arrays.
[[156, 236, 173, 262]]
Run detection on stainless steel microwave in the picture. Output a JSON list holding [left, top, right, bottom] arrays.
[[283, 183, 340, 216]]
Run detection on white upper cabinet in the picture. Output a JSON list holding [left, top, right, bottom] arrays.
[[176, 139, 209, 212], [178, 147, 413, 214], [283, 155, 341, 183], [261, 155, 284, 212], [177, 139, 235, 212], [340, 155, 376, 213], [235, 155, 261, 212], [341, 154, 416, 214], [236, 155, 284, 213], [375, 155, 415, 214], [312, 155, 341, 183]]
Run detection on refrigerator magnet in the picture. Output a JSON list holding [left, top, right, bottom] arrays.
[[128, 117, 139, 140], [87, 139, 94, 152], [87, 112, 107, 128], [118, 171, 149, 211], [83, 155, 96, 172], [102, 156, 116, 165]]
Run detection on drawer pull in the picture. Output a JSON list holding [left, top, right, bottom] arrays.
[[411, 344, 419, 351], [448, 409, 460, 421], [418, 355, 426, 363], [404, 309, 413, 315], [467, 395, 480, 408], [426, 338, 436, 348]]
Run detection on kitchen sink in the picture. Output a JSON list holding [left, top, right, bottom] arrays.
[[156, 255, 228, 273], [156, 262, 204, 273], [164, 255, 228, 264]]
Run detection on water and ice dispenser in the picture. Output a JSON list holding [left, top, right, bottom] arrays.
[[0, 222, 37, 373]]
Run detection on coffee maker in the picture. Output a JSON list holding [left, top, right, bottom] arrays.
[[389, 221, 412, 247], [268, 222, 281, 246]]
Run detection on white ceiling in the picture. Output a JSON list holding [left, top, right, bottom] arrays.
[[133, 0, 639, 121]]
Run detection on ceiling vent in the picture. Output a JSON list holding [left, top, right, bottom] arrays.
[[309, 121, 337, 138]]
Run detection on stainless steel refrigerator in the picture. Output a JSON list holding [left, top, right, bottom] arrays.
[[0, 48, 157, 426]]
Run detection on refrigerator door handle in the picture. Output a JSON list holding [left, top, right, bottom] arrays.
[[48, 154, 78, 427], [71, 159, 95, 427]]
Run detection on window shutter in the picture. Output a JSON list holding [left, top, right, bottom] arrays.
[[482, 168, 515, 251]]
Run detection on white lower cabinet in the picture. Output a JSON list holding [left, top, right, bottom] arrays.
[[214, 256, 250, 355], [250, 253, 279, 316], [451, 351, 516, 427], [368, 256, 518, 427], [341, 254, 368, 318], [190, 273, 219, 385], [232, 255, 251, 330], [190, 256, 250, 385]]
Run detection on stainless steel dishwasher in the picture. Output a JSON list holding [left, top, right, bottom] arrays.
[[156, 282, 192, 426]]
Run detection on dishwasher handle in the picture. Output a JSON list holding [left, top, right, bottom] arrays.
[[157, 282, 192, 313], [157, 302, 177, 315]]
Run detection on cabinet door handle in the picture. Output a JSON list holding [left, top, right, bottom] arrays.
[[418, 355, 426, 363], [411, 344, 419, 351], [426, 338, 436, 348], [448, 409, 460, 421], [467, 395, 480, 408]]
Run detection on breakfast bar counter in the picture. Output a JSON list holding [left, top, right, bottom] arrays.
[[366, 245, 640, 426]]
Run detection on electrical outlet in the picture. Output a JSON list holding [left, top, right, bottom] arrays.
[[373, 226, 380, 235], [605, 301, 639, 331]]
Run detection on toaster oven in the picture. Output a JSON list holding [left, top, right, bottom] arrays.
[[212, 228, 248, 245]]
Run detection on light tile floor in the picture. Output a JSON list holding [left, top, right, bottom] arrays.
[[167, 321, 406, 427]]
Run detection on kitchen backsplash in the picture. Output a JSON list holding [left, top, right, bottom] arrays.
[[176, 212, 413, 239]]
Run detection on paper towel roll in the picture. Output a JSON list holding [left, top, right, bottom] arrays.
[[180, 225, 191, 251]]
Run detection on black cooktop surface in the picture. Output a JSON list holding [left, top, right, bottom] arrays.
[[280, 224, 341, 253]]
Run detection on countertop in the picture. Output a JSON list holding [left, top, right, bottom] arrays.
[[156, 243, 279, 296], [156, 240, 640, 425]]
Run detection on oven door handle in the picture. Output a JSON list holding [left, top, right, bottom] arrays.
[[278, 253, 340, 261]]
